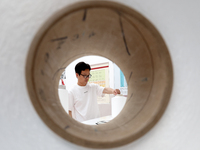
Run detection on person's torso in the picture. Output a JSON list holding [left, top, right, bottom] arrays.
[[71, 83, 100, 121]]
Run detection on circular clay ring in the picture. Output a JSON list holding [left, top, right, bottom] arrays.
[[26, 1, 173, 149]]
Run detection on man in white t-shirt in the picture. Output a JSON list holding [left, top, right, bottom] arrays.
[[68, 62, 120, 122]]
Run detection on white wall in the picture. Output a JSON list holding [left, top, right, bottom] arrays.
[[1, 0, 200, 150]]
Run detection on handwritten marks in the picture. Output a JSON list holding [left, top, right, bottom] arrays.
[[51, 36, 68, 42], [142, 77, 148, 82], [39, 89, 46, 101], [128, 71, 133, 84], [82, 9, 87, 21], [51, 36, 68, 50], [44, 53, 49, 62], [118, 13, 131, 56], [64, 125, 70, 130], [72, 34, 79, 41], [43, 31, 96, 77], [51, 31, 96, 50], [89, 31, 95, 38]]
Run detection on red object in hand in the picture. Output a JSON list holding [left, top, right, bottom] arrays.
[[61, 79, 65, 85]]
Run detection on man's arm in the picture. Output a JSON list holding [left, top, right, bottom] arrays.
[[103, 87, 120, 95], [68, 110, 72, 117]]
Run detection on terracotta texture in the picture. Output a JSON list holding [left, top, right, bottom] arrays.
[[26, 1, 173, 148]]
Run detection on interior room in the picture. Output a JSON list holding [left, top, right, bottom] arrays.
[[58, 55, 127, 125]]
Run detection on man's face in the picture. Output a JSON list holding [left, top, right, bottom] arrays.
[[76, 69, 90, 86]]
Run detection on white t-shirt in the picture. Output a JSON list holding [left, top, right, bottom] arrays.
[[68, 83, 105, 122]]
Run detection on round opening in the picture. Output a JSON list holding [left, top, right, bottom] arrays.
[[26, 1, 173, 148], [58, 55, 128, 125]]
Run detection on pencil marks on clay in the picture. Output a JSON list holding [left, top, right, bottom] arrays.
[[82, 9, 87, 21], [39, 89, 46, 101], [118, 13, 131, 56]]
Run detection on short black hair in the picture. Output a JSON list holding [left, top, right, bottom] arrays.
[[75, 62, 91, 75]]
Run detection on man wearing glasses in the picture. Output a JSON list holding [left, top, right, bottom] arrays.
[[68, 61, 120, 122]]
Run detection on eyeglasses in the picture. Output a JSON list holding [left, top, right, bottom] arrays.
[[80, 74, 92, 78]]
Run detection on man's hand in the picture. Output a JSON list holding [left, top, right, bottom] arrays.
[[114, 89, 120, 95], [103, 88, 120, 95], [69, 111, 72, 117]]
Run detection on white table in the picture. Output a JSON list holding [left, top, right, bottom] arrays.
[[81, 115, 115, 125]]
